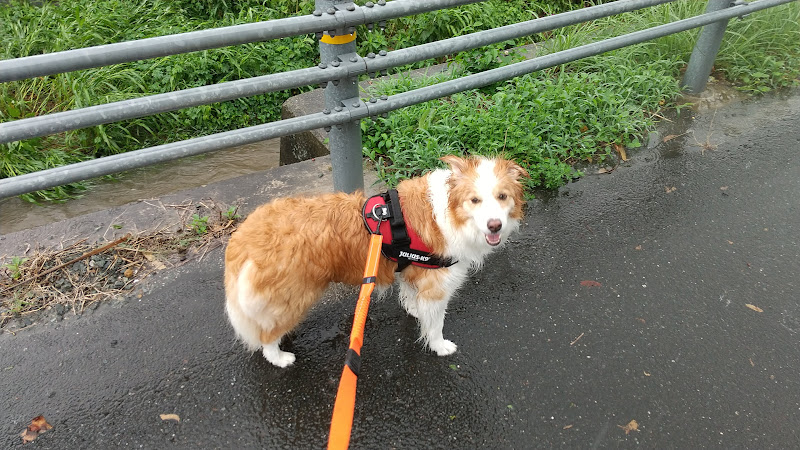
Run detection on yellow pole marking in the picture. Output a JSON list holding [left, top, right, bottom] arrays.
[[320, 31, 357, 45]]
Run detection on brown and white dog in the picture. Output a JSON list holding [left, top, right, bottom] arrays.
[[224, 155, 528, 367]]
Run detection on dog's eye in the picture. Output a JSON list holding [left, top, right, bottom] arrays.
[[471, 197, 481, 204], [497, 193, 508, 201]]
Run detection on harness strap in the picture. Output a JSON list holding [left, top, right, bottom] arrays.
[[386, 189, 410, 247], [362, 190, 457, 270]]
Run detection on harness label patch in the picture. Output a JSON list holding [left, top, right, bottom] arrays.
[[398, 251, 430, 262]]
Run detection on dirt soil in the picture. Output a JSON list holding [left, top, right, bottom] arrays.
[[0, 199, 240, 332]]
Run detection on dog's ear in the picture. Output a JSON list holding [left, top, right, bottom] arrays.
[[503, 160, 530, 181], [440, 155, 468, 175]]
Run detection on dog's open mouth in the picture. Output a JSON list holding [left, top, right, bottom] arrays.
[[485, 233, 501, 246]]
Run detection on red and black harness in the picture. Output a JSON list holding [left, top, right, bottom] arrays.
[[362, 189, 455, 271]]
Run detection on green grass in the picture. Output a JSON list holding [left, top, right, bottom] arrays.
[[362, 61, 682, 190], [361, 0, 800, 191], [1, 0, 575, 202], [553, 0, 800, 92], [1, 0, 323, 200], [1, 0, 798, 200]]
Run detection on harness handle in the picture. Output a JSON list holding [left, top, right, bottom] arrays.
[[328, 232, 384, 450], [386, 189, 410, 247]]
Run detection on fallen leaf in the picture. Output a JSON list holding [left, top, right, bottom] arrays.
[[20, 416, 52, 444], [143, 252, 167, 270], [665, 186, 677, 193], [597, 167, 609, 174], [160, 413, 181, 422], [662, 134, 680, 142], [20, 429, 37, 444], [720, 186, 729, 191], [29, 416, 52, 433], [580, 125, 588, 133], [745, 304, 764, 313], [563, 424, 573, 430], [123, 268, 134, 278], [636, 318, 646, 324], [613, 143, 629, 161], [643, 370, 651, 376], [727, 240, 734, 245], [580, 280, 602, 287], [635, 245, 642, 251], [749, 358, 755, 367], [618, 419, 640, 435]]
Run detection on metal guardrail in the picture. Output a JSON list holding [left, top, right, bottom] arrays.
[[0, 0, 794, 198], [0, 0, 486, 83], [0, 0, 677, 146]]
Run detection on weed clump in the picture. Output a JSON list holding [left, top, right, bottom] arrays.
[[0, 0, 566, 201], [361, 1, 800, 189], [0, 199, 241, 329]]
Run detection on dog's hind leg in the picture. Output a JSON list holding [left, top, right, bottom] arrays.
[[230, 261, 302, 368], [225, 299, 263, 352], [260, 329, 295, 368], [228, 290, 295, 367]]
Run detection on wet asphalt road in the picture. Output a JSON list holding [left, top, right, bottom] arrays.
[[2, 88, 800, 448]]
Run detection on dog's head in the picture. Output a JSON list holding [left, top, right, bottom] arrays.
[[441, 155, 529, 248]]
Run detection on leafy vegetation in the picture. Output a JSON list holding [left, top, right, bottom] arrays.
[[188, 213, 210, 235], [362, 0, 800, 189], [222, 205, 241, 221], [1, 0, 798, 200], [1, 0, 573, 201], [2, 256, 28, 280], [362, 59, 682, 189]]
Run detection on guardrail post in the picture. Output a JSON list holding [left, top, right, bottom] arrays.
[[682, 0, 733, 94], [316, 0, 364, 193]]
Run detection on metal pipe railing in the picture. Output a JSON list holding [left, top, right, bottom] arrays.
[[0, 0, 677, 145], [361, 0, 793, 116], [0, 110, 350, 199], [0, 0, 484, 83], [1, 0, 790, 199], [317, 0, 364, 192], [682, 0, 734, 93], [367, 0, 678, 73], [0, 66, 349, 144]]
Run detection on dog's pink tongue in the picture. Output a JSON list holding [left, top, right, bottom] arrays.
[[486, 233, 501, 246]]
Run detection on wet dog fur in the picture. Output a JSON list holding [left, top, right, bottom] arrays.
[[224, 155, 528, 367]]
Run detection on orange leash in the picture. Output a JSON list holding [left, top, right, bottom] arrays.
[[328, 233, 384, 450]]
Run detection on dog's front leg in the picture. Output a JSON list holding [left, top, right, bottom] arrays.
[[397, 275, 420, 319], [403, 266, 467, 356], [417, 296, 457, 355]]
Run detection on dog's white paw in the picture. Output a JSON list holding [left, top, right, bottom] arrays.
[[429, 339, 457, 356], [262, 347, 296, 368]]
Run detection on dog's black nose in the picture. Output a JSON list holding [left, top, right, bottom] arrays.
[[487, 219, 502, 233]]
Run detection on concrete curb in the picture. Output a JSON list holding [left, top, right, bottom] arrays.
[[0, 156, 383, 260]]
